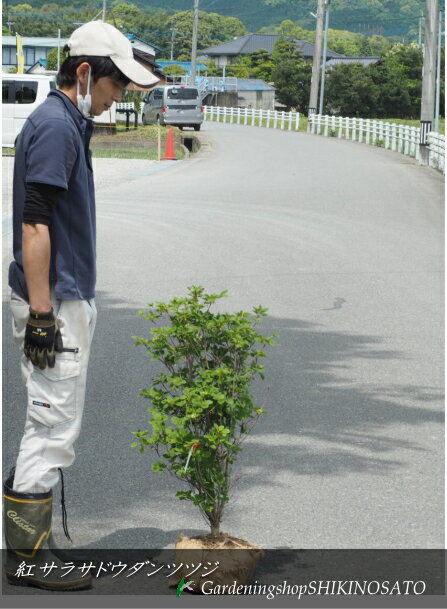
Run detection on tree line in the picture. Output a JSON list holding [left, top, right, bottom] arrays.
[[2, 2, 248, 57], [3, 2, 401, 59], [255, 38, 444, 119], [5, 0, 443, 38]]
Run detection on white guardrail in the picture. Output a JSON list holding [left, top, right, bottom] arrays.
[[427, 132, 445, 173], [308, 114, 445, 174], [204, 105, 300, 131]]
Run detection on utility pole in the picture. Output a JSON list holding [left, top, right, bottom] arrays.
[[102, 0, 107, 22], [57, 28, 61, 72], [419, 0, 439, 163], [308, 0, 325, 115], [170, 27, 176, 61], [190, 0, 200, 82], [434, 10, 443, 133], [319, 0, 331, 115]]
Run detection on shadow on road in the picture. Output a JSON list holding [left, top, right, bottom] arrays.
[[2, 291, 443, 544]]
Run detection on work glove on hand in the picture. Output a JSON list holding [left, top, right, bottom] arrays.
[[24, 308, 63, 370]]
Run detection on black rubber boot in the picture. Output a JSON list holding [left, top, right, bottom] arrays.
[[3, 472, 92, 591]]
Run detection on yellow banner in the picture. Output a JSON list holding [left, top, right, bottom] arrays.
[[16, 34, 24, 73]]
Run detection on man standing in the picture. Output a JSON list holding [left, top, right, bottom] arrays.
[[4, 21, 158, 590]]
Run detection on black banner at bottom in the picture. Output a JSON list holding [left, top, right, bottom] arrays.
[[1, 549, 445, 608]]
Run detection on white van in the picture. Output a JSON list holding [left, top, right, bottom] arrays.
[[2, 74, 56, 147]]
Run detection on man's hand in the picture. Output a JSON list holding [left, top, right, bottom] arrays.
[[24, 308, 63, 369]]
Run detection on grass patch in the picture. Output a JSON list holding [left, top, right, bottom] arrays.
[[374, 118, 445, 134], [114, 122, 169, 138], [91, 123, 185, 159], [3, 124, 186, 159], [92, 147, 180, 160]]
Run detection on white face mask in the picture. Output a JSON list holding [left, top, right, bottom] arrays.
[[76, 66, 92, 117]]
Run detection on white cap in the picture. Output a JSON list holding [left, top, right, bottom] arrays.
[[67, 21, 159, 87]]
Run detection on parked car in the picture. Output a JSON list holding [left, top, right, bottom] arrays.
[[142, 85, 203, 131], [2, 74, 56, 147]]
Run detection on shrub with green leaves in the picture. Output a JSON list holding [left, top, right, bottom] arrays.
[[132, 286, 277, 536]]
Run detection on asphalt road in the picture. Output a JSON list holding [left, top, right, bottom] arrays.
[[2, 122, 444, 560]]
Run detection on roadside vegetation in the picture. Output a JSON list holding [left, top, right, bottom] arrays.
[[90, 123, 186, 160], [3, 124, 188, 160], [374, 118, 445, 134], [252, 38, 444, 122]]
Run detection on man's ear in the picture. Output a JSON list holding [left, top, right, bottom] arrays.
[[75, 62, 91, 87]]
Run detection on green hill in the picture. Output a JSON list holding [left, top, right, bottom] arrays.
[[5, 1, 444, 38], [134, 0, 439, 37]]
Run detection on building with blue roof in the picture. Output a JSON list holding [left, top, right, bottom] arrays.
[[234, 78, 275, 110], [200, 78, 275, 110]]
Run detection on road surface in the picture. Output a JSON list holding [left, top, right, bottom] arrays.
[[2, 122, 444, 562]]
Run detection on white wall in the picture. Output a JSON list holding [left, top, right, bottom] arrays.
[[237, 90, 275, 110]]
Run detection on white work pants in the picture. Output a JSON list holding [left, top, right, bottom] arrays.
[[10, 291, 97, 493]]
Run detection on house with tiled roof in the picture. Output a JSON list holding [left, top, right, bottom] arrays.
[[198, 34, 345, 67]]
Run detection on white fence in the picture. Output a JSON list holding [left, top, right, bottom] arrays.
[[204, 105, 300, 131], [307, 114, 445, 174], [427, 132, 445, 173]]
